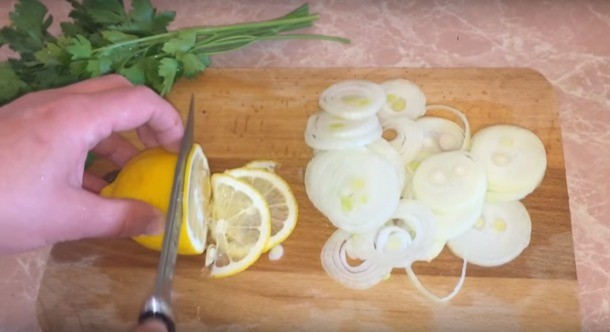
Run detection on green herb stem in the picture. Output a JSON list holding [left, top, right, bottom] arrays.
[[92, 15, 323, 55], [192, 33, 349, 55], [258, 34, 350, 44]]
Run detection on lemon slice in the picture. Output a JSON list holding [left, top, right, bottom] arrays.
[[179, 144, 211, 255], [209, 173, 271, 278], [225, 168, 298, 251]]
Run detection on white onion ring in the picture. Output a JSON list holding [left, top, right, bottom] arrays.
[[380, 116, 424, 164], [447, 201, 532, 267], [412, 150, 487, 214], [305, 149, 401, 234], [470, 124, 547, 198], [405, 257, 468, 304], [424, 104, 471, 150], [344, 200, 437, 269], [321, 230, 393, 290], [378, 79, 427, 120], [305, 111, 382, 150], [319, 80, 385, 120], [367, 138, 406, 193]]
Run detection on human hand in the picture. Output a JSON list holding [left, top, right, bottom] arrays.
[[0, 75, 184, 254]]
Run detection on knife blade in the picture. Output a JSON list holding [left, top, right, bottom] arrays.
[[136, 95, 195, 332]]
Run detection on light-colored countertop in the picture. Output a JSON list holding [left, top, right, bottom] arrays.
[[1, 1, 608, 331]]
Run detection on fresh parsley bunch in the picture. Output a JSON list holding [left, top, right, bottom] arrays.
[[0, 0, 349, 105]]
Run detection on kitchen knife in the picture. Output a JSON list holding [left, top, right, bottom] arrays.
[[136, 95, 195, 332]]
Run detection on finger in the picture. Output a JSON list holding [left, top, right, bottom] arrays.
[[83, 172, 108, 193], [62, 189, 165, 241], [136, 124, 160, 148], [92, 133, 139, 167], [2, 75, 133, 116], [59, 74, 133, 94], [82, 86, 184, 153]]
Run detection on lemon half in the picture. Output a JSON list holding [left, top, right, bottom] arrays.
[[101, 144, 210, 255]]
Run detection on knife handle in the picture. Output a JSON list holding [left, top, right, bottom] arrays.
[[137, 295, 175, 332], [137, 311, 175, 332]]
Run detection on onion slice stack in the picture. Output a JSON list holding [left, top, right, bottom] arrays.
[[303, 77, 547, 304]]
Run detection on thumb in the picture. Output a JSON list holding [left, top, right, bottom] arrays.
[[64, 190, 165, 241]]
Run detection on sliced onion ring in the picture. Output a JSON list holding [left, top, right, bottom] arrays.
[[344, 200, 437, 268], [319, 80, 385, 120], [412, 150, 487, 214], [308, 111, 381, 139], [470, 124, 546, 199], [305, 111, 382, 150], [434, 198, 484, 240], [380, 116, 424, 164], [416, 117, 464, 159], [378, 78, 427, 120], [414, 104, 472, 161], [305, 149, 401, 234], [405, 257, 468, 304], [447, 201, 532, 267], [321, 230, 393, 290], [367, 138, 406, 193], [424, 104, 471, 150]]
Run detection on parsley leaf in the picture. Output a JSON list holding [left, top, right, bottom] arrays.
[[0, 0, 54, 59], [0, 63, 29, 104], [9, 0, 52, 35], [34, 42, 67, 65], [69, 60, 88, 78], [29, 65, 76, 91], [158, 58, 178, 95], [110, 0, 175, 35], [82, 0, 127, 25], [142, 57, 163, 93], [179, 53, 209, 78], [118, 59, 147, 85], [60, 22, 86, 37], [86, 56, 112, 77], [130, 0, 154, 23], [65, 35, 92, 60], [64, 0, 97, 35], [151, 11, 175, 34], [162, 31, 196, 55]]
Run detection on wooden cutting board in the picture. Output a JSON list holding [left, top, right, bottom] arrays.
[[36, 68, 580, 331]]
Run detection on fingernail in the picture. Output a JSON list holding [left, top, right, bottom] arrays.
[[144, 212, 165, 235]]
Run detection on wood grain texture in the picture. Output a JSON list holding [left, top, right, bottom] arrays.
[[36, 68, 579, 331]]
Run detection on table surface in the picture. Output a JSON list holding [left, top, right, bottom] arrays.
[[1, 1, 608, 331]]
